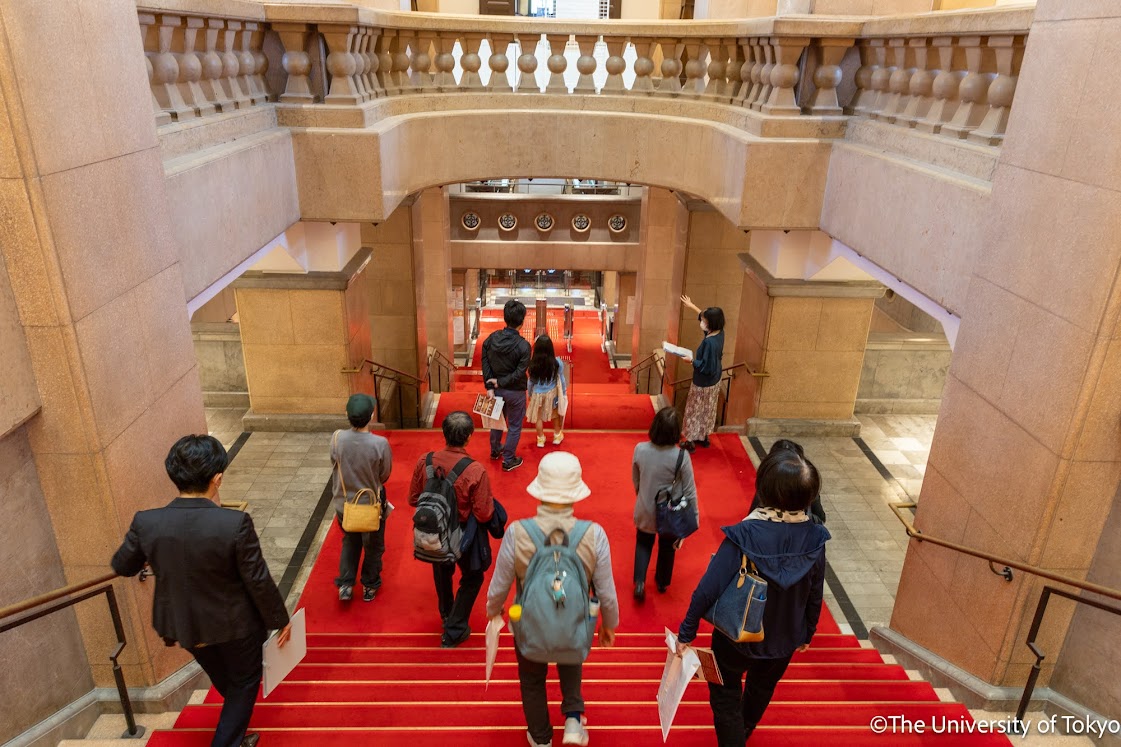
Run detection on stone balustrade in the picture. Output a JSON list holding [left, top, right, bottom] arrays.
[[138, 1, 1032, 147]]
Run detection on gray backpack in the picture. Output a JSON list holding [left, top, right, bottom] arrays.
[[513, 519, 596, 665]]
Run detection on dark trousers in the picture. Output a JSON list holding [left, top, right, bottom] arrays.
[[334, 513, 387, 589], [489, 388, 527, 462], [708, 633, 792, 745], [433, 559, 485, 642], [633, 529, 677, 588], [189, 632, 266, 747], [515, 645, 585, 745]]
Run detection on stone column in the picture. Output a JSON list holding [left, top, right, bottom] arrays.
[[411, 188, 453, 383], [602, 270, 619, 308], [885, 3, 1121, 703], [631, 188, 688, 394], [362, 209, 419, 380], [739, 254, 883, 436], [615, 273, 638, 357], [235, 250, 373, 431], [0, 0, 206, 691]]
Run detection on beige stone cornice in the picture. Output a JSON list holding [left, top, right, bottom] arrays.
[[738, 252, 885, 298]]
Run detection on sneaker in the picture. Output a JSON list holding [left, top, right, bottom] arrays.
[[657, 584, 668, 594], [527, 732, 551, 747], [363, 587, 376, 603], [553, 432, 564, 446], [502, 456, 524, 472], [491, 449, 502, 461], [338, 585, 353, 602], [562, 715, 589, 746], [537, 435, 546, 448]]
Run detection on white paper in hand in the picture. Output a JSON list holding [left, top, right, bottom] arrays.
[[662, 341, 692, 359], [657, 628, 700, 742], [262, 608, 306, 698]]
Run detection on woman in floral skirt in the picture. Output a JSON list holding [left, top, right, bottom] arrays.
[[679, 295, 725, 452]]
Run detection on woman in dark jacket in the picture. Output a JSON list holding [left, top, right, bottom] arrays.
[[748, 439, 826, 524], [679, 295, 725, 451], [675, 449, 830, 746]]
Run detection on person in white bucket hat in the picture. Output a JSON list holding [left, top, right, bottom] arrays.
[[486, 452, 620, 747]]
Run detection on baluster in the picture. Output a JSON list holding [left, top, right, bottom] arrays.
[[434, 33, 458, 92], [545, 33, 569, 94], [896, 38, 935, 127], [514, 34, 539, 93], [364, 29, 384, 99], [394, 31, 417, 93], [915, 37, 963, 133], [175, 17, 214, 116], [409, 33, 435, 92], [846, 38, 876, 115], [152, 15, 195, 121], [751, 39, 774, 111], [867, 39, 894, 119], [322, 25, 362, 104], [941, 36, 994, 139], [376, 31, 397, 95], [760, 36, 808, 115], [487, 33, 514, 92], [236, 23, 262, 105], [805, 38, 853, 116], [702, 39, 728, 102], [250, 25, 271, 102], [220, 21, 251, 109], [880, 38, 914, 123], [602, 36, 627, 94], [574, 35, 599, 94], [725, 39, 744, 103], [681, 40, 707, 98], [275, 22, 315, 104], [460, 33, 486, 92], [655, 39, 683, 96], [968, 35, 1025, 145], [349, 28, 369, 101], [736, 39, 759, 106], [138, 14, 172, 125], [199, 19, 234, 112]]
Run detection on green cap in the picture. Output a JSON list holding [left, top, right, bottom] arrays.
[[346, 394, 376, 421]]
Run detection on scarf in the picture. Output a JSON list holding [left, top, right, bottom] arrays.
[[745, 506, 810, 523]]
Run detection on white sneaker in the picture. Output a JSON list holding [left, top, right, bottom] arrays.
[[527, 731, 551, 747], [537, 435, 546, 448], [562, 715, 588, 745], [553, 432, 564, 446]]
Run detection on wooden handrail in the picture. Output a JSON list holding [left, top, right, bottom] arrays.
[[670, 361, 753, 388], [889, 502, 1121, 602], [628, 352, 659, 373], [0, 571, 119, 622], [354, 359, 424, 387], [429, 348, 457, 371]]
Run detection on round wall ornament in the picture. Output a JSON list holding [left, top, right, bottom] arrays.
[[607, 214, 627, 233], [535, 213, 555, 232], [461, 211, 481, 231], [571, 213, 591, 233], [498, 212, 518, 231]]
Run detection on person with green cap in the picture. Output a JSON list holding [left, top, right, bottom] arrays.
[[331, 393, 393, 602]]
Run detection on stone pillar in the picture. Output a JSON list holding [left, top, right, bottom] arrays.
[[740, 254, 883, 436], [602, 270, 618, 308], [363, 210, 419, 378], [0, 0, 205, 691], [887, 0, 1121, 700], [411, 188, 453, 383], [615, 273, 637, 357], [464, 269, 480, 348], [632, 188, 688, 392], [451, 269, 467, 353], [235, 250, 373, 431]]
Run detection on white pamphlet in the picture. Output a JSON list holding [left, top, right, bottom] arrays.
[[662, 341, 692, 359], [657, 628, 701, 741], [262, 608, 306, 698]]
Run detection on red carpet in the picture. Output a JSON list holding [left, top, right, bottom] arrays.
[[434, 391, 655, 432], [147, 432, 1009, 746]]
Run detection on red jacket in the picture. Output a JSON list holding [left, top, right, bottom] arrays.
[[407, 447, 494, 524]]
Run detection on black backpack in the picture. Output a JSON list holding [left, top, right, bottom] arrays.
[[412, 453, 473, 563]]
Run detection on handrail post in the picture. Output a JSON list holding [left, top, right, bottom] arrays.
[[1015, 587, 1053, 725], [105, 586, 140, 738]]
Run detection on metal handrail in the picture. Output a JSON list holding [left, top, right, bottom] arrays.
[[628, 352, 659, 373], [343, 359, 424, 428], [670, 361, 756, 426], [0, 571, 142, 738], [669, 361, 753, 389], [628, 351, 666, 395], [888, 500, 1121, 730], [426, 348, 457, 393]]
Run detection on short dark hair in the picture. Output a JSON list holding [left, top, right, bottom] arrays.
[[755, 451, 820, 513], [769, 439, 804, 458], [648, 407, 682, 447], [504, 299, 527, 328], [442, 411, 474, 447], [701, 307, 725, 332], [165, 435, 229, 494]]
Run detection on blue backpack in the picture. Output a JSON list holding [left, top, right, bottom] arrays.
[[512, 519, 596, 665]]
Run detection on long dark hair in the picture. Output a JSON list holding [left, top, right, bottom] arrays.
[[528, 335, 559, 383]]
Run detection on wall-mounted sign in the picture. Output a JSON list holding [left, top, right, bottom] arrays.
[[535, 213, 555, 232], [498, 213, 518, 232], [571, 214, 591, 233], [607, 214, 627, 233], [461, 211, 481, 230]]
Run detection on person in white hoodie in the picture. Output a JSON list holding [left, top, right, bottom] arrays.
[[486, 452, 620, 747]]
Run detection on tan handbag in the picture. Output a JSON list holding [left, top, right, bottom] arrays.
[[333, 432, 383, 533]]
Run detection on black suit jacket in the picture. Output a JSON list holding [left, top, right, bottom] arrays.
[[111, 497, 290, 649]]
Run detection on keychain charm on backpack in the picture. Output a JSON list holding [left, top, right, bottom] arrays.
[[552, 572, 567, 606]]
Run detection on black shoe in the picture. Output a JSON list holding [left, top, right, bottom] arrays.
[[681, 441, 695, 453], [491, 449, 502, 461], [634, 582, 645, 602], [657, 584, 668, 593], [241, 733, 260, 747], [502, 456, 524, 472], [441, 628, 471, 648], [338, 585, 353, 602], [696, 438, 710, 448], [363, 587, 376, 603]]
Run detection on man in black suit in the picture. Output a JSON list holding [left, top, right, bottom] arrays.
[[112, 435, 292, 747]]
